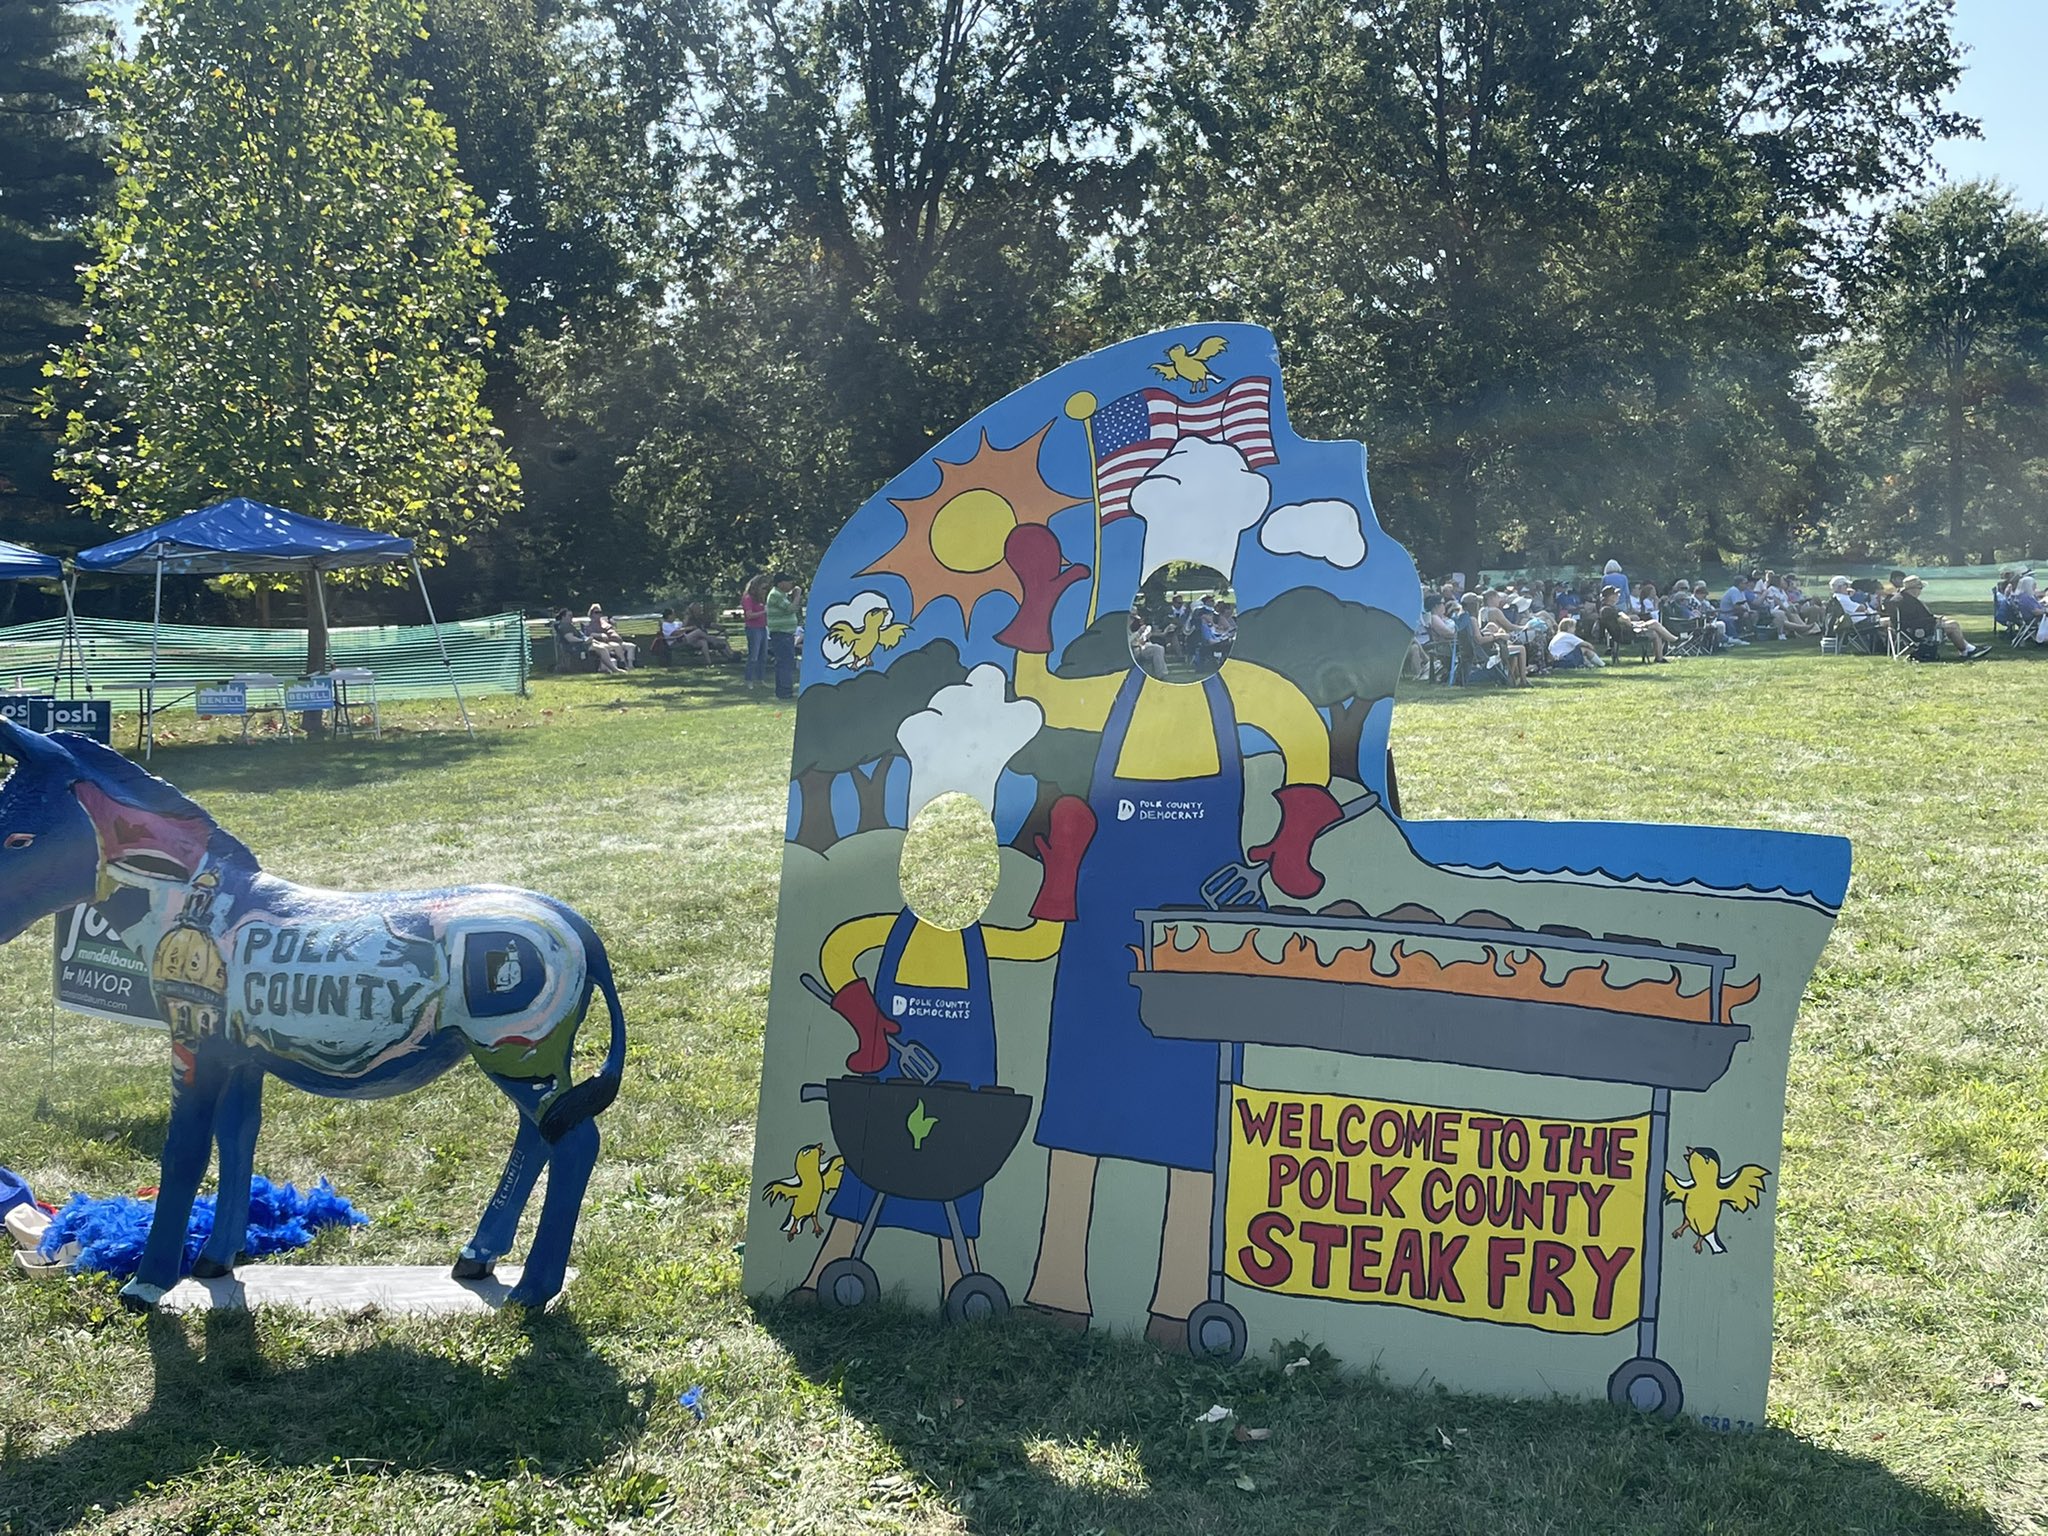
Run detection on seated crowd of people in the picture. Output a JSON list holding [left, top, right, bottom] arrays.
[[1128, 591, 1239, 679], [1411, 562, 2002, 686], [1994, 569, 2048, 648], [548, 572, 803, 693]]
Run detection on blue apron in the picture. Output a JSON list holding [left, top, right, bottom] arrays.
[[1033, 667, 1242, 1171], [826, 908, 996, 1239]]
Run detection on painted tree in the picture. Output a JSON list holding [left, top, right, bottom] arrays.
[[45, 0, 517, 666], [1230, 589, 1411, 784], [788, 640, 971, 852]]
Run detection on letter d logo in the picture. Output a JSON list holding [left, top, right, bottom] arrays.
[[1117, 798, 1136, 821], [891, 994, 908, 1016]]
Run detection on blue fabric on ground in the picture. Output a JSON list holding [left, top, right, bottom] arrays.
[[34, 1177, 368, 1279], [0, 1165, 33, 1221]]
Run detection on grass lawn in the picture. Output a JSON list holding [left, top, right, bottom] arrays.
[[0, 638, 2043, 1535]]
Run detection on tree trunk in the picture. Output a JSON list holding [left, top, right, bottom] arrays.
[[1442, 465, 1483, 587], [794, 766, 840, 852], [851, 755, 894, 831], [1328, 696, 1368, 784], [302, 570, 330, 737], [1947, 388, 1966, 561]]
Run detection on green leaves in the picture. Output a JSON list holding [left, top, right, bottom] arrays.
[[1821, 182, 2048, 562], [42, 0, 519, 566]]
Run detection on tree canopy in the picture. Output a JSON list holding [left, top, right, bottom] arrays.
[[1821, 181, 2048, 562], [43, 0, 517, 568], [0, 0, 107, 571], [2, 0, 2031, 616]]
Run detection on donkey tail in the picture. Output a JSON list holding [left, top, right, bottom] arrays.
[[537, 903, 627, 1143]]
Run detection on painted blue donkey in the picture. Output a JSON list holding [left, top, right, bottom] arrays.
[[0, 719, 625, 1308]]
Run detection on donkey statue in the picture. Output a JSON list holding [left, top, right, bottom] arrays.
[[0, 719, 625, 1309]]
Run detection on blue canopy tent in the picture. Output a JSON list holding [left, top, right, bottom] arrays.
[[75, 498, 472, 752], [0, 539, 61, 582], [0, 538, 93, 698]]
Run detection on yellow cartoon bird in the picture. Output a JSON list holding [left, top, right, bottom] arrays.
[[1663, 1146, 1770, 1254], [823, 603, 908, 670], [1150, 336, 1229, 393], [762, 1143, 844, 1240]]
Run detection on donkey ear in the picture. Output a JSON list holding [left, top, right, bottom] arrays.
[[0, 716, 75, 770], [74, 778, 212, 882]]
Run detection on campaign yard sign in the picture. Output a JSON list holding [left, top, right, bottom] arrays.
[[0, 696, 112, 742], [53, 900, 161, 1028], [196, 685, 248, 717]]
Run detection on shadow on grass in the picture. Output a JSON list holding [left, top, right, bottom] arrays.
[[761, 1302, 2001, 1535], [29, 1096, 169, 1161], [0, 1307, 646, 1535], [543, 662, 763, 711], [132, 727, 510, 797]]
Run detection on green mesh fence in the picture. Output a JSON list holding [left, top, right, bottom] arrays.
[[0, 612, 528, 702]]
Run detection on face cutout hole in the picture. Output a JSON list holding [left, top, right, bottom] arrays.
[[898, 792, 1001, 931], [1130, 563, 1234, 684]]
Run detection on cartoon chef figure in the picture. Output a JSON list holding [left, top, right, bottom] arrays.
[[797, 666, 1095, 1300], [997, 432, 1340, 1353]]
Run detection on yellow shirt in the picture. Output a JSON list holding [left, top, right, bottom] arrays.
[[820, 912, 1065, 992], [1012, 654, 1329, 785]]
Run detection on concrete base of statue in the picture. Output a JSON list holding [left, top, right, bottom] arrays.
[[156, 1264, 577, 1315]]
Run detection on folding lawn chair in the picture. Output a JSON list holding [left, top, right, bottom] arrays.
[[1993, 586, 2034, 649], [1821, 603, 1878, 656]]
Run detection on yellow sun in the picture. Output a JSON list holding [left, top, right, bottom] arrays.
[[928, 488, 1016, 572], [863, 423, 1083, 621]]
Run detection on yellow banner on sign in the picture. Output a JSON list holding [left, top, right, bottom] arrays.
[[1223, 1086, 1651, 1335]]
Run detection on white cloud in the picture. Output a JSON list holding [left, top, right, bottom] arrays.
[[1127, 437, 1271, 580], [819, 590, 897, 670], [1259, 499, 1367, 568], [896, 664, 1044, 818]]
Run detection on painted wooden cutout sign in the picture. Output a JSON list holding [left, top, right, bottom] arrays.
[[0, 720, 625, 1308], [746, 325, 1850, 1425]]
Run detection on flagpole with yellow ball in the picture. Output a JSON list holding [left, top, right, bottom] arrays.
[[1065, 390, 1101, 624]]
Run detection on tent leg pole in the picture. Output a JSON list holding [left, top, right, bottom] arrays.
[[413, 557, 473, 738], [146, 559, 164, 760], [61, 577, 93, 700], [49, 581, 70, 697], [310, 567, 332, 738]]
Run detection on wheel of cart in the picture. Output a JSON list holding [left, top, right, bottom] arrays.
[[801, 1076, 1032, 1324], [817, 1255, 881, 1310], [1187, 1299, 1248, 1364], [943, 1272, 1009, 1323], [1607, 1356, 1683, 1417]]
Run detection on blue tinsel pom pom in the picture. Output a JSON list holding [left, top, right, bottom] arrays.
[[35, 1177, 368, 1280]]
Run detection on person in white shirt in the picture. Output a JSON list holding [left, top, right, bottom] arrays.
[[1756, 571, 1817, 636], [1548, 616, 1604, 669], [1827, 576, 1882, 646], [1627, 582, 1679, 662]]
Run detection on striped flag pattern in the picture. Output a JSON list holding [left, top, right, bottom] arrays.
[[1090, 377, 1277, 521]]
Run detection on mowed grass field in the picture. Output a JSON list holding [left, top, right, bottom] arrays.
[[0, 627, 2043, 1536]]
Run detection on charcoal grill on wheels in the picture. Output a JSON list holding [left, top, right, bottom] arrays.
[[802, 1076, 1033, 1323], [1131, 907, 1748, 1421]]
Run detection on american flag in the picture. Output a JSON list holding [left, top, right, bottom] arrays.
[[1090, 377, 1277, 521]]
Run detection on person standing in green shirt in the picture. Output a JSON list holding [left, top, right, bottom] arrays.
[[764, 572, 803, 699]]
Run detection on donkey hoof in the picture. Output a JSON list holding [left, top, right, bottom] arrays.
[[118, 1278, 168, 1312], [190, 1255, 236, 1279], [451, 1254, 496, 1281]]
